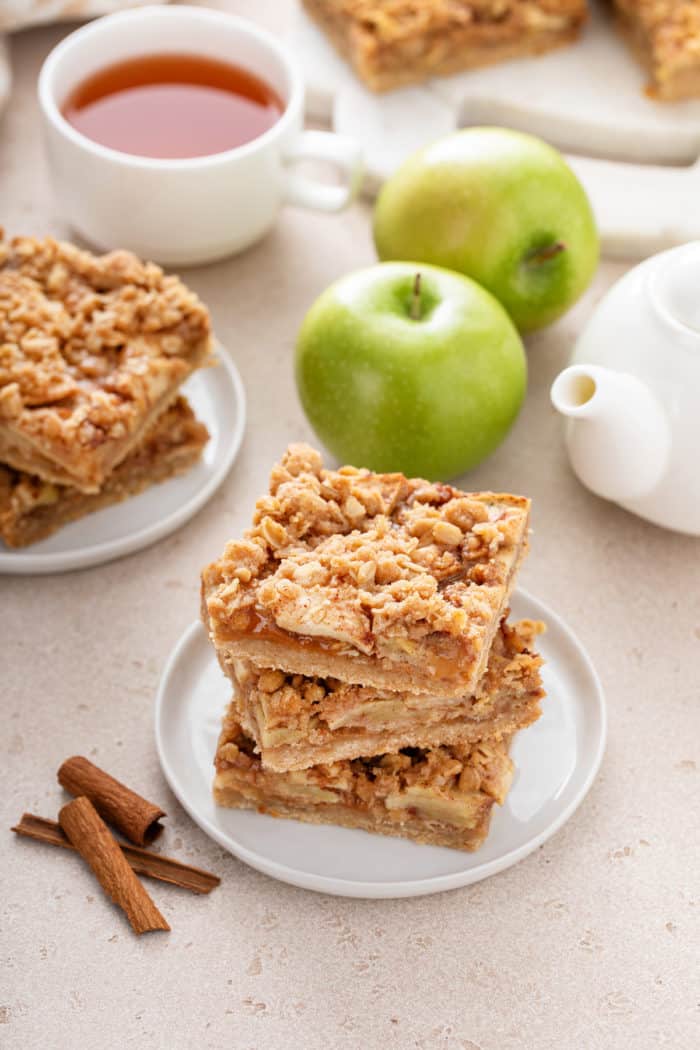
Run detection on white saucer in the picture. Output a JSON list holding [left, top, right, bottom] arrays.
[[155, 590, 606, 899], [0, 349, 246, 575]]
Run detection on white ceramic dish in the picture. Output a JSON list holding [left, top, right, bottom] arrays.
[[289, 0, 700, 257], [551, 243, 700, 535], [155, 590, 606, 899], [0, 348, 246, 575]]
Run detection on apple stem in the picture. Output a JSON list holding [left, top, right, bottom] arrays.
[[527, 241, 567, 265], [410, 272, 422, 320]]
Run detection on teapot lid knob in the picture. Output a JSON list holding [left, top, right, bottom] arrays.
[[648, 242, 700, 336]]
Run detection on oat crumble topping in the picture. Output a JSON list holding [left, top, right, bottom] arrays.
[[202, 444, 530, 659]]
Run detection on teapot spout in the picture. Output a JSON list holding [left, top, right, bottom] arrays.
[[551, 364, 671, 503]]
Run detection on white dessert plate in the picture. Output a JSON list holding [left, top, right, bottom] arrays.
[[0, 347, 246, 575], [155, 590, 606, 899]]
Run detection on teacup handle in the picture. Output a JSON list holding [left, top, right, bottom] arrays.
[[283, 130, 363, 212]]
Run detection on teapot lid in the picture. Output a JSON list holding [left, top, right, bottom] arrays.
[[648, 242, 700, 338]]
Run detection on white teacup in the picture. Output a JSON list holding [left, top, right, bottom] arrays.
[[38, 5, 363, 266]]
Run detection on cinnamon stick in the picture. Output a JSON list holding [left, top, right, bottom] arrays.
[[12, 814, 220, 894], [58, 797, 170, 935], [58, 756, 165, 846]]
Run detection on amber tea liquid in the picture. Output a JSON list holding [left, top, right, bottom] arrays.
[[62, 53, 285, 159]]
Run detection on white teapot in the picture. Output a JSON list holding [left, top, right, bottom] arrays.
[[551, 243, 700, 535]]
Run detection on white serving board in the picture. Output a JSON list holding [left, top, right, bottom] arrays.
[[288, 0, 700, 257]]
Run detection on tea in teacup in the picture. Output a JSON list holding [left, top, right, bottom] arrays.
[[62, 53, 285, 159]]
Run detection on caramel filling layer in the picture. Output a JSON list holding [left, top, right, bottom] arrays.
[[216, 607, 476, 683]]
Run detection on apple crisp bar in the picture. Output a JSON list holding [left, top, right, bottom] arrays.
[[214, 707, 514, 851], [201, 444, 530, 698], [301, 0, 588, 93], [226, 618, 544, 771], [613, 0, 700, 100], [0, 232, 212, 493], [0, 397, 209, 548]]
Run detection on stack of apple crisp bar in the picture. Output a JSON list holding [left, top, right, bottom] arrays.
[[202, 445, 545, 852], [0, 233, 212, 547]]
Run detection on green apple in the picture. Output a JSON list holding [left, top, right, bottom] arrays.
[[294, 262, 526, 481], [373, 127, 599, 332]]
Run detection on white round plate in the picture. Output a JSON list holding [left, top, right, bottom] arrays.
[[155, 590, 606, 899], [0, 349, 245, 575]]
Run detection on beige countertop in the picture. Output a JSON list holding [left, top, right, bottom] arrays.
[[2, 5, 699, 1049]]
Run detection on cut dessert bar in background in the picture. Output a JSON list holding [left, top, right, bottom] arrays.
[[301, 0, 588, 92], [226, 618, 545, 771], [0, 233, 213, 492], [214, 706, 515, 851], [0, 397, 209, 548], [201, 444, 530, 699], [613, 0, 700, 100]]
